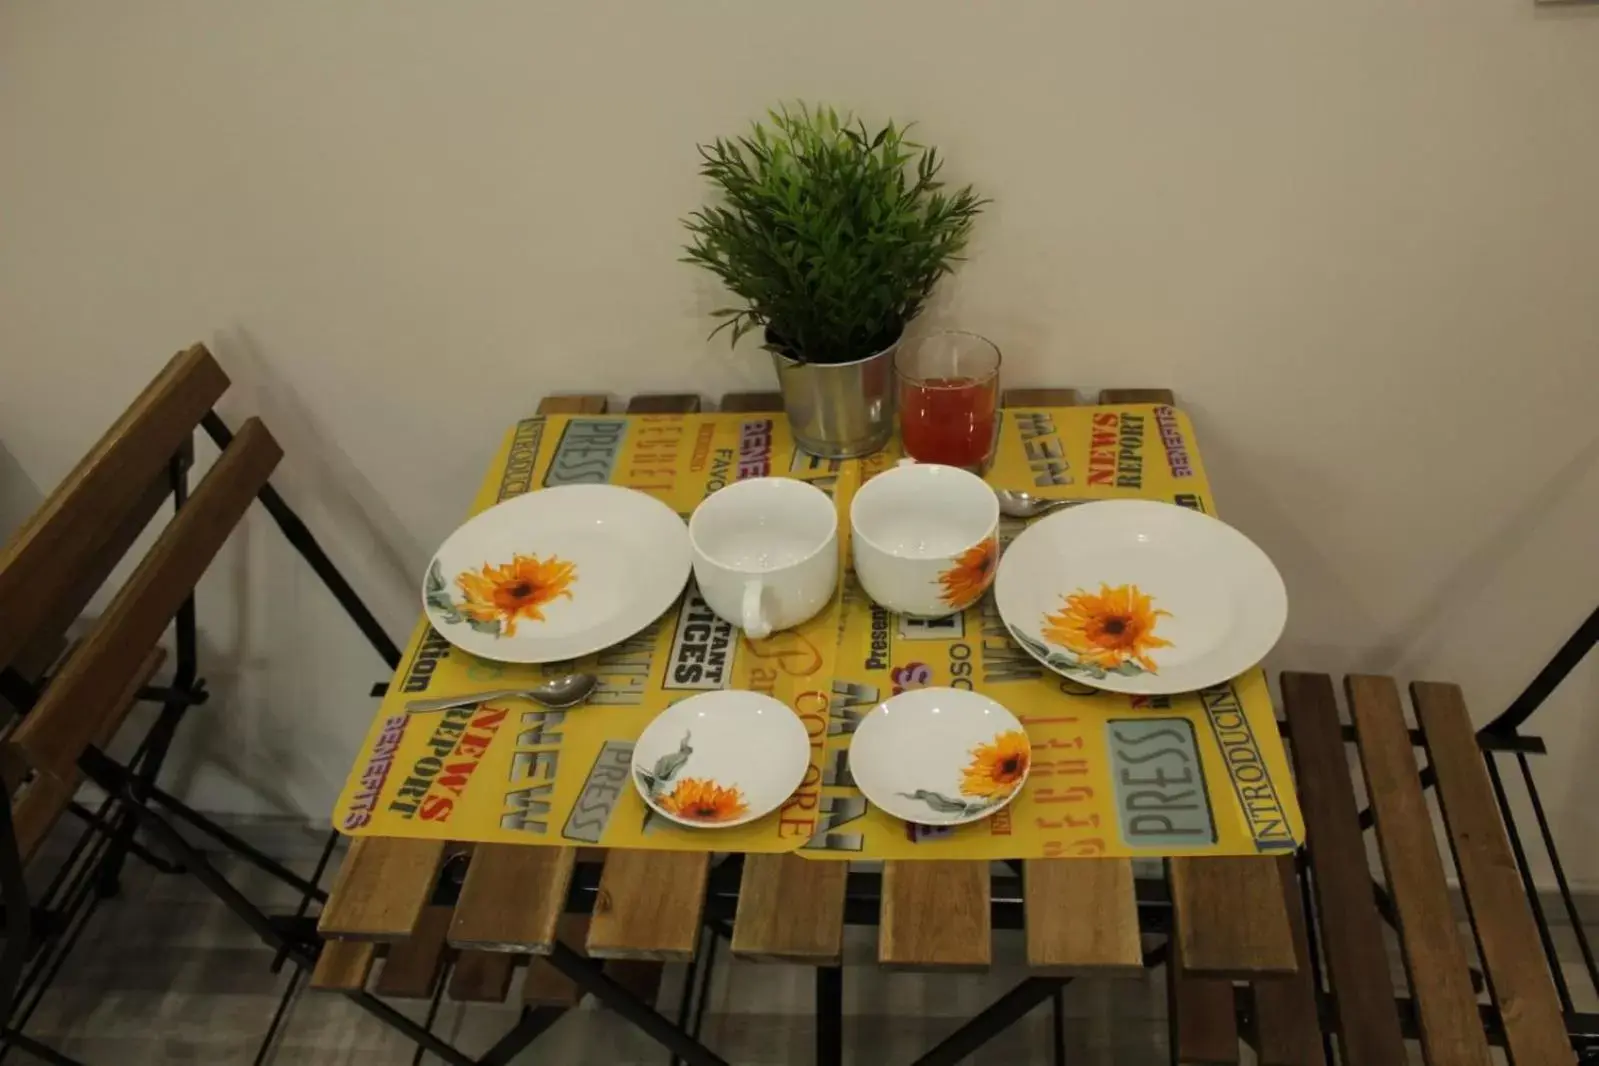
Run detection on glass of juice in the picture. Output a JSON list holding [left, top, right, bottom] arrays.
[[896, 331, 1002, 470]]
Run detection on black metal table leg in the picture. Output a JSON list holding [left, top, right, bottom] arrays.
[[816, 966, 843, 1066]]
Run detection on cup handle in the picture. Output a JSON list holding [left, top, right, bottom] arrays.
[[741, 579, 772, 639]]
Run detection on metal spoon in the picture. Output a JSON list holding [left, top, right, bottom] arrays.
[[404, 672, 597, 714], [994, 490, 1091, 520]]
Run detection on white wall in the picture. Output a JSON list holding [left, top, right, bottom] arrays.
[[2, 1, 1596, 885]]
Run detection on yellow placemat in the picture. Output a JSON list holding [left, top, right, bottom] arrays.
[[333, 404, 1303, 858]]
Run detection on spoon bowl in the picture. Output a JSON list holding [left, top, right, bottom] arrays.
[[994, 490, 1090, 520]]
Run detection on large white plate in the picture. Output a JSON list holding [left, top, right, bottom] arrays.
[[994, 500, 1286, 695], [631, 691, 811, 829], [850, 687, 1030, 826], [421, 484, 691, 663]]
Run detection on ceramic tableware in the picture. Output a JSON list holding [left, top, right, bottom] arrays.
[[850, 461, 999, 617], [422, 484, 691, 664], [849, 687, 1031, 826], [631, 691, 811, 828], [994, 498, 1287, 695], [688, 477, 838, 638]]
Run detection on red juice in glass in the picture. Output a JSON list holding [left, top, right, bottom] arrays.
[[896, 332, 1002, 469]]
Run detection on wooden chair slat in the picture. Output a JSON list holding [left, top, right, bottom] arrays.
[[1413, 681, 1575, 1066], [522, 915, 589, 1007], [448, 950, 517, 1003], [0, 344, 226, 674], [731, 854, 847, 965], [7, 417, 281, 786], [1249, 855, 1328, 1066], [319, 837, 446, 940], [1170, 938, 1241, 1064], [12, 646, 166, 862], [310, 940, 378, 992], [12, 454, 182, 682], [372, 905, 452, 1000], [1023, 858, 1142, 975], [879, 861, 991, 970], [1280, 672, 1407, 1065], [448, 845, 574, 953], [1098, 388, 1177, 405], [586, 850, 710, 961], [1169, 857, 1296, 978], [603, 959, 666, 1009], [1347, 674, 1493, 1066], [1003, 388, 1080, 407]]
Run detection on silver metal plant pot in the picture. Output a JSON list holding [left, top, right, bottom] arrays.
[[771, 336, 899, 458]]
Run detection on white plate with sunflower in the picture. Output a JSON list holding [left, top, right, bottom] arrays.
[[422, 484, 692, 663], [849, 687, 1031, 826], [994, 499, 1287, 695], [631, 691, 811, 829]]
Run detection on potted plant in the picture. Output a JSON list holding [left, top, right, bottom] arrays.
[[683, 104, 987, 457]]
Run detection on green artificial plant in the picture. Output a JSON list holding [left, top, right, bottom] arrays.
[[683, 104, 987, 365]]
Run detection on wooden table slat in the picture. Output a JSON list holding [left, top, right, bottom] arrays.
[[1413, 681, 1574, 1066], [732, 854, 848, 965], [1170, 938, 1241, 1064], [1003, 388, 1079, 408], [1347, 674, 1492, 1066], [1023, 859, 1141, 975], [449, 845, 575, 953], [372, 905, 452, 1000], [318, 837, 446, 941], [586, 849, 711, 961], [1169, 857, 1296, 978], [448, 951, 517, 1003], [1250, 856, 1329, 1066], [310, 940, 377, 992], [522, 915, 589, 1007], [1098, 388, 1176, 406], [719, 392, 783, 412], [879, 861, 991, 970], [719, 391, 850, 967], [579, 392, 713, 963], [1280, 672, 1406, 1065], [878, 385, 1092, 972]]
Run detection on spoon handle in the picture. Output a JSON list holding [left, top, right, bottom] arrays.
[[405, 689, 530, 714]]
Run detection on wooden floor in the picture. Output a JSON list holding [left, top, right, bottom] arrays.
[[20, 822, 1599, 1065]]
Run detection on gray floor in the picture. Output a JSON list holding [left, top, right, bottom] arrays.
[[13, 822, 1598, 1065]]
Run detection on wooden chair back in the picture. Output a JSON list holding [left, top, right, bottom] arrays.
[[0, 343, 282, 798]]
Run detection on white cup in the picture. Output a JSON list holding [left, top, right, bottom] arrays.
[[850, 461, 1000, 618], [688, 478, 839, 638]]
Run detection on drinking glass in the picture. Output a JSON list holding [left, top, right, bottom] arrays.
[[896, 331, 1002, 469]]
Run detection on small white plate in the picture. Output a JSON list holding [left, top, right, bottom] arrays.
[[422, 484, 691, 664], [631, 691, 811, 829], [849, 687, 1031, 826], [994, 499, 1287, 695]]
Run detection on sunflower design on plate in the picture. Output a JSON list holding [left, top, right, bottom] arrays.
[[425, 554, 576, 638], [656, 778, 749, 824], [633, 731, 751, 825], [1035, 582, 1172, 678], [899, 728, 1032, 819], [936, 535, 999, 610], [960, 729, 1031, 798]]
